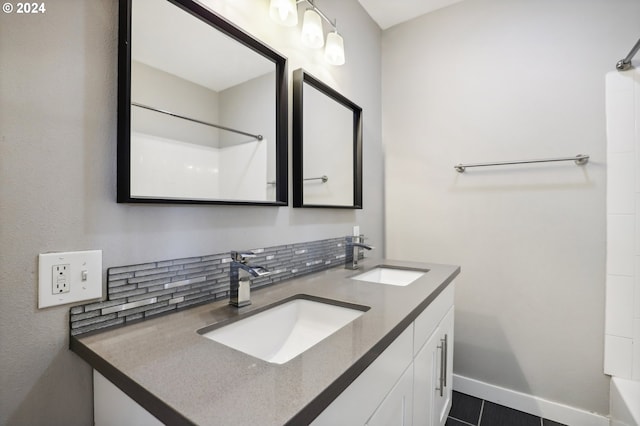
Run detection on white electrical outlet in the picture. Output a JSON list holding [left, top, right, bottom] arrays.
[[38, 250, 103, 309], [52, 264, 70, 294]]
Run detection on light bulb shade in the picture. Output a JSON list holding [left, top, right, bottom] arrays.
[[301, 9, 324, 49], [269, 0, 298, 27], [324, 31, 345, 65]]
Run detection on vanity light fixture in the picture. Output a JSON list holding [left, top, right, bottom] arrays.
[[269, 0, 346, 65], [324, 30, 345, 65], [301, 8, 324, 48], [269, 0, 298, 26]]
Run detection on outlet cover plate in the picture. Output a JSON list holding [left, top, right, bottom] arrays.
[[38, 250, 103, 308]]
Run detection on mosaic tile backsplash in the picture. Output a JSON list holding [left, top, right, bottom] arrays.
[[69, 236, 363, 336]]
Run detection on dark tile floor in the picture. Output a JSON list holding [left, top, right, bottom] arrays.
[[446, 391, 567, 426]]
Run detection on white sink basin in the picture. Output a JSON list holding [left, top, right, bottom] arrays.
[[199, 297, 368, 364], [351, 266, 428, 286]]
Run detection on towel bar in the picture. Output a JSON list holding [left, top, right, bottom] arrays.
[[454, 154, 589, 173]]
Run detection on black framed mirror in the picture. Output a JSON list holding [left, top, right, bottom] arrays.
[[118, 0, 288, 205], [292, 69, 363, 209]]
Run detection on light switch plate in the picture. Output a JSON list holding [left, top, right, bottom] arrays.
[[38, 250, 103, 308]]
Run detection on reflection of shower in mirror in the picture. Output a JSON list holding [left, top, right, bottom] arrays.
[[118, 0, 288, 205]]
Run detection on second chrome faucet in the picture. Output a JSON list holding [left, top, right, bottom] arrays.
[[345, 235, 374, 270]]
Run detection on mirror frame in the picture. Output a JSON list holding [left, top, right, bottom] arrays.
[[117, 0, 288, 205], [292, 69, 363, 209]]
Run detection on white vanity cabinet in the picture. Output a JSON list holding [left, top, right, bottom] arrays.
[[414, 307, 454, 426], [313, 282, 455, 426], [435, 308, 454, 425], [93, 281, 456, 426]]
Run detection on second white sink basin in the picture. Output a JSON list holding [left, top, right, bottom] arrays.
[[351, 266, 428, 286], [199, 296, 368, 364]]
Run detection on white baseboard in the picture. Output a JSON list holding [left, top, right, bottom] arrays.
[[452, 374, 609, 426]]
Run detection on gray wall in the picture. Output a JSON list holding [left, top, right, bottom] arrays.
[[383, 0, 640, 415], [0, 0, 382, 424]]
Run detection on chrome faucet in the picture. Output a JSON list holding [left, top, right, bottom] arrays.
[[345, 235, 374, 270], [229, 251, 270, 307]]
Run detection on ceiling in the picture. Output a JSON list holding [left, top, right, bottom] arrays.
[[357, 0, 465, 30], [132, 0, 274, 92]]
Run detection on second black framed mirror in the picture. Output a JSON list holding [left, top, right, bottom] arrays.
[[292, 69, 363, 209]]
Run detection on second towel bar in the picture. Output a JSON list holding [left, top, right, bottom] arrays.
[[267, 175, 328, 185], [454, 154, 589, 173]]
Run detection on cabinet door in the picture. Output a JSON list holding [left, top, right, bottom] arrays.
[[94, 370, 163, 426], [312, 326, 413, 426], [432, 307, 454, 426], [366, 363, 414, 426], [414, 306, 454, 426], [413, 325, 440, 426]]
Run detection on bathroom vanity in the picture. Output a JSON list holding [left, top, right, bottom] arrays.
[[71, 259, 459, 425]]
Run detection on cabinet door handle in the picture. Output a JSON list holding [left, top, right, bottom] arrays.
[[442, 334, 448, 388], [436, 341, 445, 397]]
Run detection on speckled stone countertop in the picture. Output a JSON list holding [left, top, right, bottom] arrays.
[[71, 258, 460, 425]]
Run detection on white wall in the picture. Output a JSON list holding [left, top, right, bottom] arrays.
[[130, 131, 223, 198], [605, 69, 640, 380], [0, 0, 382, 424], [383, 0, 640, 416], [218, 140, 268, 200]]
